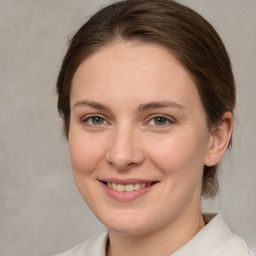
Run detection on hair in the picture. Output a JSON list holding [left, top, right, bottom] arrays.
[[56, 0, 235, 198]]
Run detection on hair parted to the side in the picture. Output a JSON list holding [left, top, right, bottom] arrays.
[[56, 0, 235, 198]]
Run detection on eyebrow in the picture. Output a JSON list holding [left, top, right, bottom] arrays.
[[72, 100, 185, 112], [137, 101, 185, 112], [72, 100, 111, 111]]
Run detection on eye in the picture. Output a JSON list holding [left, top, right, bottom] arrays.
[[82, 115, 107, 126], [147, 115, 174, 126]]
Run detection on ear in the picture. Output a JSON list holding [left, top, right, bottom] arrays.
[[204, 112, 233, 167]]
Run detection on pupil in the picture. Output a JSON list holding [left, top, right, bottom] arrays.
[[155, 117, 166, 125], [93, 117, 103, 125]]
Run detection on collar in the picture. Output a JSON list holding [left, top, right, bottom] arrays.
[[82, 213, 250, 256]]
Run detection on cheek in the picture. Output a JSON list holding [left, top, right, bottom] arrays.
[[68, 129, 107, 208], [148, 130, 209, 178], [147, 131, 210, 212], [68, 130, 105, 176]]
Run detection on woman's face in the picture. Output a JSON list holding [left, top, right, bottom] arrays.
[[69, 42, 213, 235]]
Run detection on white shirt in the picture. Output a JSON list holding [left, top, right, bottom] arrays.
[[52, 213, 255, 256]]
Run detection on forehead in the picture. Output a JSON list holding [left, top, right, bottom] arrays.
[[71, 41, 202, 111]]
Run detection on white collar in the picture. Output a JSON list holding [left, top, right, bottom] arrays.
[[79, 213, 252, 256], [172, 213, 250, 256]]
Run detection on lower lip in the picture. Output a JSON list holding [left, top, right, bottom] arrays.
[[101, 182, 155, 202]]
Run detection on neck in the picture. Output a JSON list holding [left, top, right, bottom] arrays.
[[107, 210, 205, 256]]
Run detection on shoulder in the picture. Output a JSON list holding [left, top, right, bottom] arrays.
[[173, 213, 255, 256], [204, 213, 254, 256], [51, 231, 108, 256]]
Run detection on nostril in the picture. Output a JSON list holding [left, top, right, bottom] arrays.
[[105, 148, 145, 171], [104, 129, 145, 170]]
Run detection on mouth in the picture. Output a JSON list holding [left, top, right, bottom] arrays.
[[105, 182, 154, 192], [100, 180, 158, 201]]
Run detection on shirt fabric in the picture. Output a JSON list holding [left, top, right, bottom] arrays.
[[53, 213, 255, 256]]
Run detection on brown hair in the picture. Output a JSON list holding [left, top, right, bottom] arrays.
[[56, 0, 235, 198]]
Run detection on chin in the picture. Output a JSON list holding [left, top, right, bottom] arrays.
[[108, 223, 153, 236], [100, 211, 160, 236]]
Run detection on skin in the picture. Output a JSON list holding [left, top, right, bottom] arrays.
[[69, 41, 233, 256]]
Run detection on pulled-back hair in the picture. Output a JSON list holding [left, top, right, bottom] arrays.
[[56, 0, 235, 198]]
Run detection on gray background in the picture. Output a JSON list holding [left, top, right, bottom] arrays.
[[0, 0, 255, 255]]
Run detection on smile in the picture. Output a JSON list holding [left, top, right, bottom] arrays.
[[106, 182, 152, 192], [100, 179, 158, 201]]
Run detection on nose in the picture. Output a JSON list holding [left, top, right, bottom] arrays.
[[105, 127, 145, 171]]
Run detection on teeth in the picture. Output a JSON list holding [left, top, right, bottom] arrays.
[[125, 184, 134, 192], [117, 184, 125, 192], [134, 183, 141, 191], [106, 182, 152, 192]]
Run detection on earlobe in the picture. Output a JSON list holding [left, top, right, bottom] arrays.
[[204, 112, 233, 167]]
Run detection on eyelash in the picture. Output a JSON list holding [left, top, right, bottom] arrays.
[[81, 114, 109, 127], [80, 114, 175, 128], [146, 114, 175, 127]]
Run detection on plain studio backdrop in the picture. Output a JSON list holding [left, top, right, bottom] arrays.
[[0, 0, 255, 255]]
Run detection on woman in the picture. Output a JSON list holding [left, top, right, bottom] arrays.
[[53, 0, 254, 255]]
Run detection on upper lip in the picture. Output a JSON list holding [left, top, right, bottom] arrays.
[[99, 178, 158, 185]]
